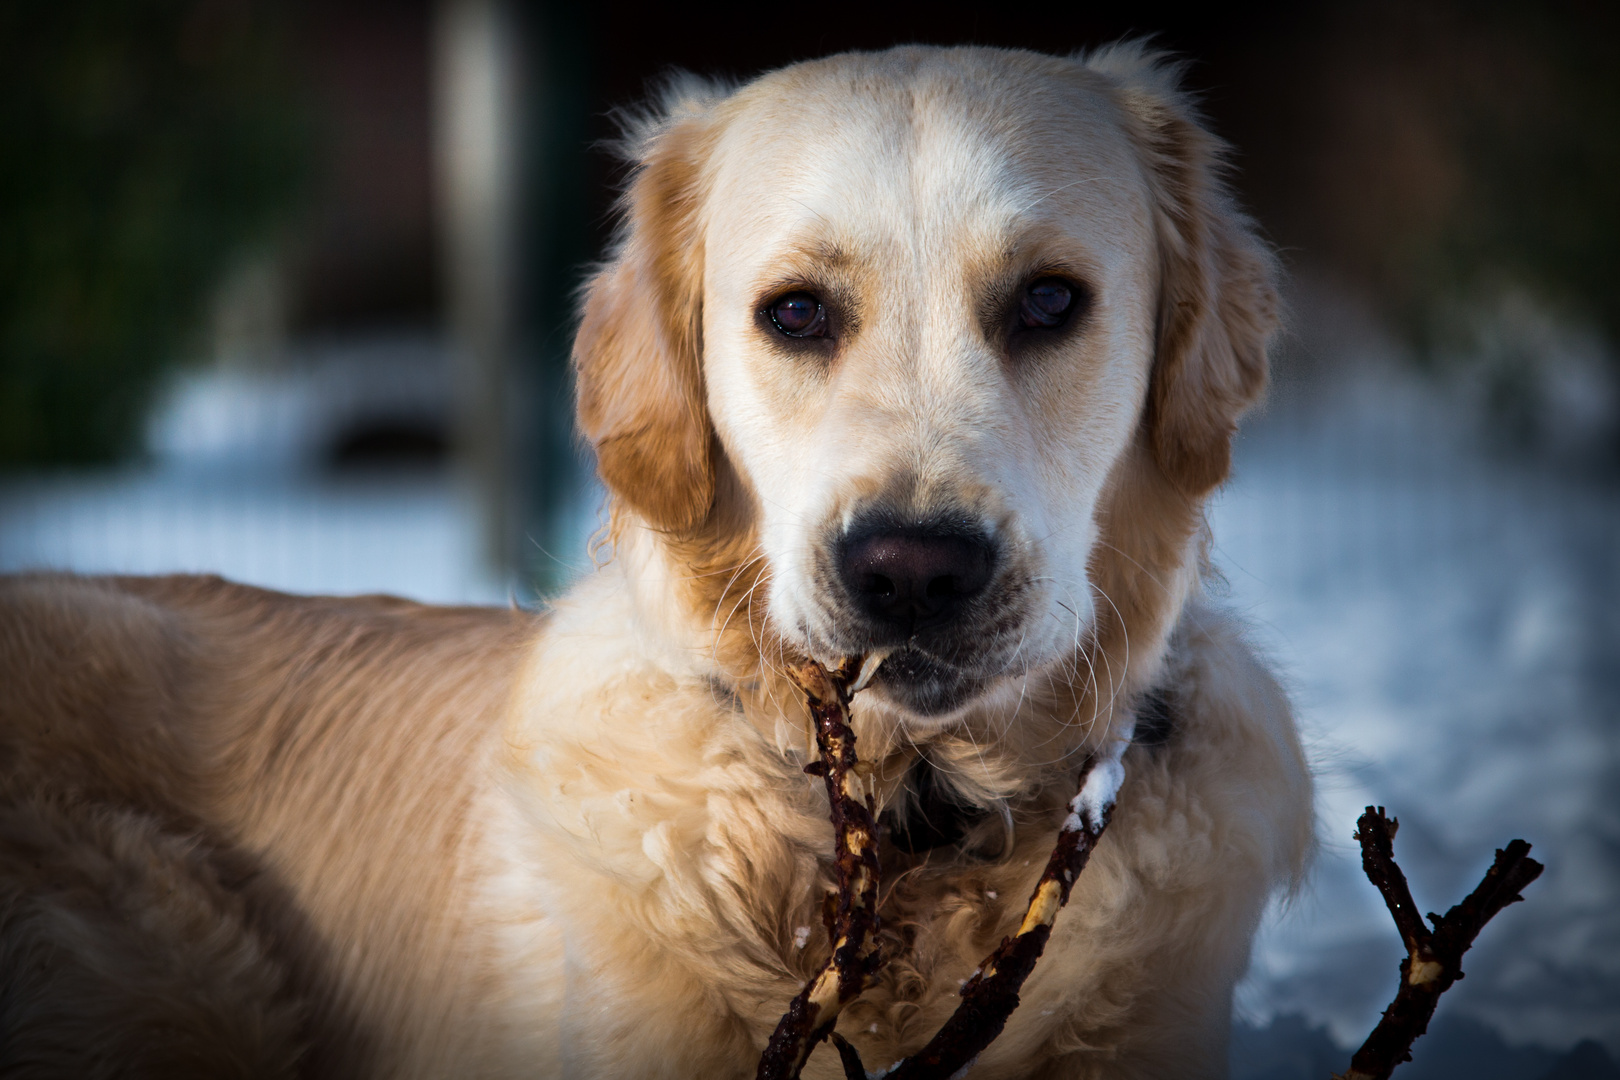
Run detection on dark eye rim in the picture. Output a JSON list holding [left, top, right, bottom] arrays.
[[1015, 274, 1085, 331], [764, 290, 830, 339]]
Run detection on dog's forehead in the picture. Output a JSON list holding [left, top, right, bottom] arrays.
[[705, 51, 1151, 273]]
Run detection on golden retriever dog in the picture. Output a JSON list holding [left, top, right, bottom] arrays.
[[0, 44, 1311, 1079]]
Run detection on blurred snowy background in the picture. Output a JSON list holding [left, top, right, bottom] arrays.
[[4, 336, 501, 602], [2, 3, 1615, 1077], [1216, 286, 1620, 1079]]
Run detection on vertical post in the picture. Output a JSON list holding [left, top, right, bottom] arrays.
[[433, 0, 526, 578]]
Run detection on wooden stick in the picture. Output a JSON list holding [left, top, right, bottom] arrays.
[[1334, 807, 1543, 1080], [756, 670, 1545, 1080], [757, 658, 1133, 1080], [881, 725, 1132, 1080], [756, 659, 884, 1080]]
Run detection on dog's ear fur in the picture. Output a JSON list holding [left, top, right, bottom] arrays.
[[574, 84, 725, 533], [1091, 46, 1279, 497]]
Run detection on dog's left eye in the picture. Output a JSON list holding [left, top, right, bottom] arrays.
[[768, 292, 829, 338], [1018, 278, 1074, 328]]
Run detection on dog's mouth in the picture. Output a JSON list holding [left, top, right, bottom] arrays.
[[799, 589, 1036, 720], [859, 646, 988, 718], [791, 533, 1051, 720]]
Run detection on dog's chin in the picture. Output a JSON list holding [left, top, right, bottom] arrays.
[[865, 647, 988, 720]]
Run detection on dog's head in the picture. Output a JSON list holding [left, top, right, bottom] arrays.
[[576, 46, 1274, 731]]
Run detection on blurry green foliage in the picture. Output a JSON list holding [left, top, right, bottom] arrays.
[[0, 0, 306, 467]]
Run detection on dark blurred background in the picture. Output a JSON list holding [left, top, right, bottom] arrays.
[[1, 2, 1616, 1075]]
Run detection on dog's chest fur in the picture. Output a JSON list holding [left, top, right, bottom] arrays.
[[489, 577, 1300, 1079]]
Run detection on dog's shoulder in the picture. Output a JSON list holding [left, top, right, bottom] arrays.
[[1124, 599, 1315, 888], [1162, 602, 1304, 765]]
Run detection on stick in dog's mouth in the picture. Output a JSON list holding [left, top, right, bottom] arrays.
[[757, 652, 1131, 1080], [757, 654, 885, 1080]]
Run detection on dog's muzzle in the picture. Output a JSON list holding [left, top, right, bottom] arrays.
[[829, 512, 1004, 716]]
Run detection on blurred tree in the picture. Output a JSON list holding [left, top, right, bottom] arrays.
[[1343, 5, 1615, 342], [1271, 2, 1618, 370], [0, 0, 306, 467]]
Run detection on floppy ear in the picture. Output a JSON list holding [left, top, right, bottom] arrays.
[[574, 101, 719, 533], [1093, 47, 1279, 497]]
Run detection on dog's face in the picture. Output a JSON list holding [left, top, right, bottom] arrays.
[[702, 64, 1157, 718], [576, 47, 1274, 728]]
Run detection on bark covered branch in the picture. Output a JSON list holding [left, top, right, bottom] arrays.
[[1335, 806, 1544, 1080], [755, 668, 1545, 1080], [756, 659, 884, 1080], [756, 656, 1133, 1080], [881, 731, 1131, 1080]]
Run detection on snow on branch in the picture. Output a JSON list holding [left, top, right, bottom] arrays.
[[878, 727, 1131, 1080]]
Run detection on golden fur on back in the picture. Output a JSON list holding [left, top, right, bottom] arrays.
[[0, 576, 535, 1076], [0, 44, 1312, 1079]]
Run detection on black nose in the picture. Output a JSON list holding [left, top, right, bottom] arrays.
[[839, 523, 995, 633]]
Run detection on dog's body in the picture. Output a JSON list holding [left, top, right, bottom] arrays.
[[0, 45, 1311, 1079]]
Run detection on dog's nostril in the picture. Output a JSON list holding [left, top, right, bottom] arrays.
[[839, 524, 996, 632], [867, 574, 896, 597]]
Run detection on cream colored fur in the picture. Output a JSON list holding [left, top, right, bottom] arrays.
[[0, 45, 1311, 1079]]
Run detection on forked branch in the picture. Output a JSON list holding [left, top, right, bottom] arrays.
[[756, 657, 1132, 1080], [756, 668, 1545, 1080], [1334, 807, 1543, 1080]]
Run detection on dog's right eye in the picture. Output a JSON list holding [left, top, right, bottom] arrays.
[[1018, 278, 1075, 329], [767, 292, 829, 338]]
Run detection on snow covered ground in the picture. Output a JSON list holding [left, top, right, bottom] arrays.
[[1216, 363, 1620, 1062], [1, 326, 1615, 1067], [0, 339, 514, 604], [0, 464, 508, 603]]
